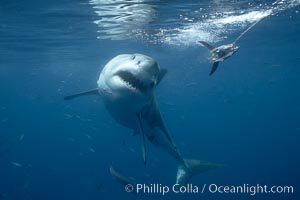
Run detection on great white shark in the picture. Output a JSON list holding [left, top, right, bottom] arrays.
[[64, 53, 222, 184]]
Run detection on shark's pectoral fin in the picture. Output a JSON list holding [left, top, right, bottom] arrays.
[[198, 41, 214, 51], [157, 69, 167, 85], [137, 114, 147, 165], [209, 62, 219, 76], [64, 88, 99, 100], [143, 98, 182, 160], [160, 127, 178, 152]]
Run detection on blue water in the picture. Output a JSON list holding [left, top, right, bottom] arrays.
[[0, 0, 300, 199]]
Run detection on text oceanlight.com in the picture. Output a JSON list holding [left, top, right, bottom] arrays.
[[124, 183, 294, 196]]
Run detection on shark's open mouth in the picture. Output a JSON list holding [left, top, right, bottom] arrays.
[[116, 71, 148, 92]]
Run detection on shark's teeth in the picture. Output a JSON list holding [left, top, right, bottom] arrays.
[[116, 71, 148, 92], [123, 80, 137, 91]]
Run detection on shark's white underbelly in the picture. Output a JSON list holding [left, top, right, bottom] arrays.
[[104, 99, 140, 130]]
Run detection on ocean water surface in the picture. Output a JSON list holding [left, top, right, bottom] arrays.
[[0, 0, 300, 199]]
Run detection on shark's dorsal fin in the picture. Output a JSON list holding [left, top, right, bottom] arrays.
[[157, 69, 167, 85], [64, 88, 98, 100], [209, 62, 219, 76], [198, 41, 214, 51], [137, 114, 147, 165]]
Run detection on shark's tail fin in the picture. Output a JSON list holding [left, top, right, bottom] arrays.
[[176, 159, 223, 185]]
